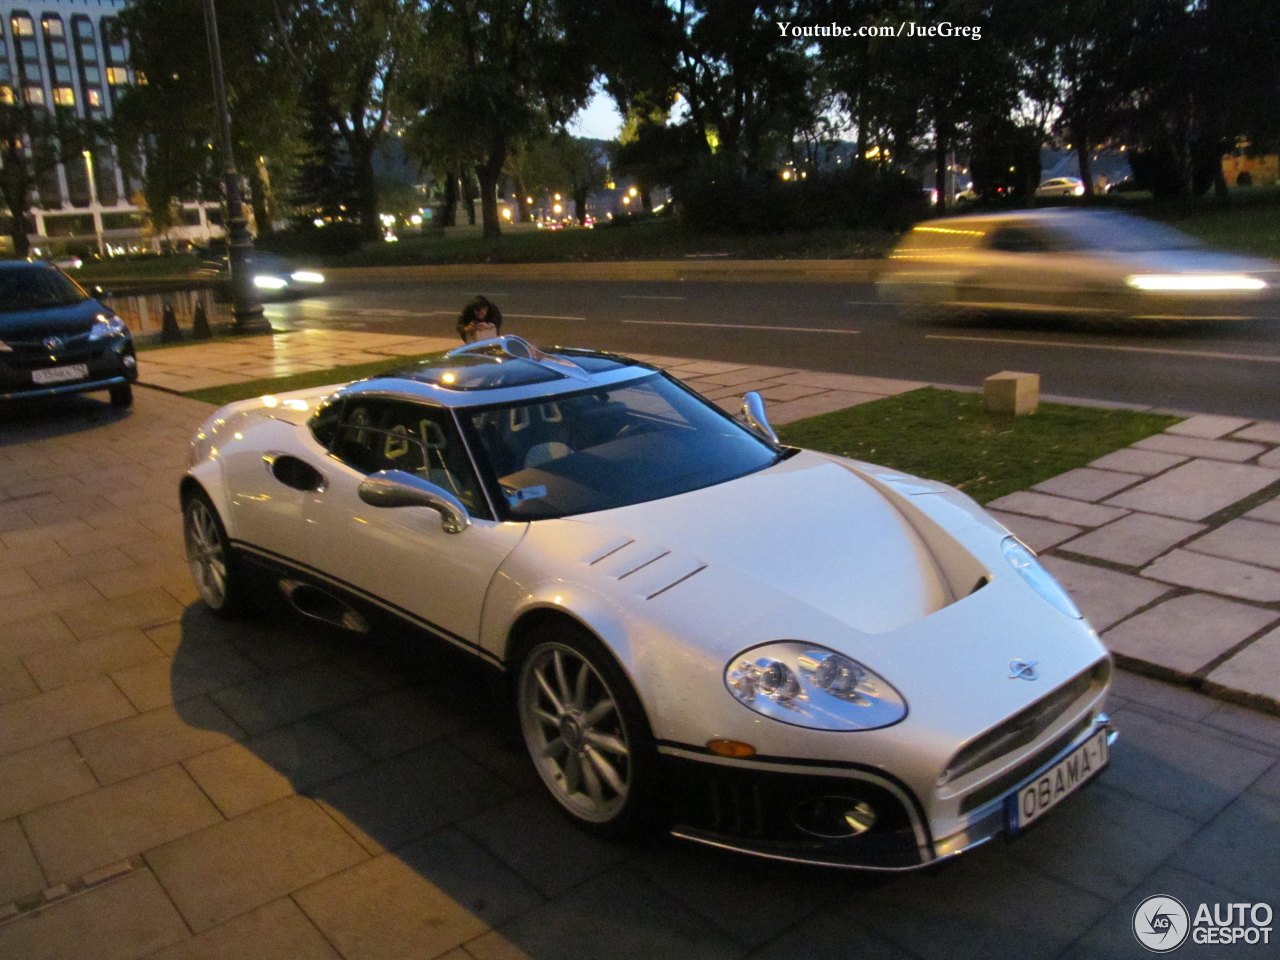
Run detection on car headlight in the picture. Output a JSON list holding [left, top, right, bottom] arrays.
[[253, 274, 290, 290], [88, 314, 129, 340], [1126, 274, 1266, 292], [1002, 537, 1082, 619], [725, 642, 907, 731], [289, 270, 325, 284]]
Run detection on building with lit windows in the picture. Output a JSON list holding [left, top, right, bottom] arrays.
[[0, 0, 221, 256]]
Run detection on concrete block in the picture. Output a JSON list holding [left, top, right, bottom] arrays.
[[984, 370, 1039, 415]]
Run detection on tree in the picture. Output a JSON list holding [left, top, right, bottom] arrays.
[[273, 0, 424, 242], [117, 0, 299, 239], [406, 0, 595, 239], [0, 102, 97, 257]]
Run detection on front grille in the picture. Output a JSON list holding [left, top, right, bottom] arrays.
[[942, 659, 1110, 789], [958, 713, 1094, 814]]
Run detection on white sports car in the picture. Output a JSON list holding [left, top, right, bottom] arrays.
[[182, 336, 1114, 870]]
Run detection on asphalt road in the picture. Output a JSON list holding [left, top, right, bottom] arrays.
[[263, 272, 1280, 419]]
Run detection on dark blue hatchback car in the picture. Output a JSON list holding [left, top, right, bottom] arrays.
[[0, 260, 137, 407]]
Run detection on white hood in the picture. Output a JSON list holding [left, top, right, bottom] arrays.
[[557, 451, 952, 635]]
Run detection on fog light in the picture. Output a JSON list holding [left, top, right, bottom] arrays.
[[792, 797, 878, 839], [123, 355, 137, 371]]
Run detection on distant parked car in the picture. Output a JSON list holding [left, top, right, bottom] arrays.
[[1034, 177, 1085, 198], [199, 252, 326, 301], [877, 208, 1280, 322], [0, 260, 137, 407]]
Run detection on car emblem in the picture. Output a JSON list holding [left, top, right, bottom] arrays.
[[1009, 659, 1039, 681], [43, 336, 65, 353]]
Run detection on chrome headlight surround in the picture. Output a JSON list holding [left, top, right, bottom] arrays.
[[725, 642, 907, 731], [88, 313, 129, 340], [1002, 536, 1082, 619]]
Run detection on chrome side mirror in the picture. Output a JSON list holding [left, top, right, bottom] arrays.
[[741, 391, 779, 444], [358, 469, 471, 534]]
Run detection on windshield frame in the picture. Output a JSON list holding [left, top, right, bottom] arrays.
[[457, 370, 785, 521]]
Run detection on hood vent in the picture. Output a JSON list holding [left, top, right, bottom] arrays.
[[581, 536, 708, 600]]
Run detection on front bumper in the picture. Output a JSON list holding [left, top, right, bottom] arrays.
[[0, 339, 136, 402], [659, 713, 1115, 870]]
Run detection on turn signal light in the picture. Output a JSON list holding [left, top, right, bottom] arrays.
[[706, 738, 756, 758]]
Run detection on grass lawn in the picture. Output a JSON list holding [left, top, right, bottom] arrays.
[[185, 363, 1179, 505], [777, 387, 1180, 504]]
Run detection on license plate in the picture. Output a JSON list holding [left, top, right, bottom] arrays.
[[1007, 727, 1109, 831], [32, 364, 89, 385]]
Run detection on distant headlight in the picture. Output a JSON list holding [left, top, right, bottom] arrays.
[[1002, 537, 1082, 619], [253, 274, 290, 290], [725, 642, 907, 731], [1126, 274, 1266, 292], [88, 314, 129, 340], [289, 270, 325, 284]]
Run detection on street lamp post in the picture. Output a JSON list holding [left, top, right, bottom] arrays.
[[82, 150, 105, 258], [202, 0, 268, 332]]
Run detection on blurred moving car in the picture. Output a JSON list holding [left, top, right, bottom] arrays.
[[182, 334, 1115, 870], [0, 260, 136, 406], [199, 251, 326, 300], [876, 209, 1279, 322], [1034, 177, 1085, 198]]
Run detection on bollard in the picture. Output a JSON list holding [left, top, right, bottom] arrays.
[[160, 302, 184, 343], [192, 301, 212, 339], [984, 371, 1039, 416]]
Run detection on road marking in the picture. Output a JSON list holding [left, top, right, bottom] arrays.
[[620, 295, 687, 301], [505, 312, 590, 321], [925, 334, 1280, 364], [623, 319, 859, 334]]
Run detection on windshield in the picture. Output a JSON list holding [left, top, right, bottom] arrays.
[[464, 372, 782, 519], [0, 265, 89, 312]]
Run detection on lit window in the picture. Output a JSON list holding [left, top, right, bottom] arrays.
[[42, 18, 64, 38], [106, 67, 128, 85], [86, 87, 102, 107], [0, 86, 14, 105], [53, 86, 74, 106], [12, 17, 35, 37], [23, 86, 43, 105]]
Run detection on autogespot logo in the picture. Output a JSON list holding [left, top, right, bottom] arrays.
[[1134, 895, 1190, 953]]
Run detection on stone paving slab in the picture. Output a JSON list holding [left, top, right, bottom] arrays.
[[1132, 432, 1267, 462], [1184, 516, 1280, 570], [1244, 495, 1280, 524], [1166, 414, 1254, 439], [1101, 593, 1279, 678], [1143, 549, 1280, 603], [1206, 625, 1280, 707], [985, 491, 1129, 528], [985, 511, 1081, 552], [1058, 513, 1206, 568], [1041, 556, 1172, 631], [1104, 458, 1280, 521], [1032, 467, 1144, 502]]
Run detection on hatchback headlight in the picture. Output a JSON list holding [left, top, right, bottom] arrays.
[[725, 642, 907, 730], [88, 314, 129, 340], [1002, 537, 1082, 619], [1126, 274, 1266, 292]]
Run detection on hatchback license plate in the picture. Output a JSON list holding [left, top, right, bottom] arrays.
[[1008, 728, 1109, 831], [32, 364, 88, 385]]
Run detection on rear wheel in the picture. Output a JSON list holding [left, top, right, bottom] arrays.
[[516, 622, 657, 837], [109, 382, 133, 407], [183, 490, 245, 614]]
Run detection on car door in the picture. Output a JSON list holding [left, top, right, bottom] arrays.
[[964, 224, 1082, 314], [304, 395, 527, 648]]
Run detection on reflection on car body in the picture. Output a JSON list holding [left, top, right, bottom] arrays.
[[0, 260, 137, 406], [877, 209, 1280, 322], [182, 335, 1115, 870]]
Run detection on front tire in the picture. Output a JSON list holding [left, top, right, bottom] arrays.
[[516, 622, 657, 837], [109, 382, 133, 407], [183, 490, 245, 615]]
